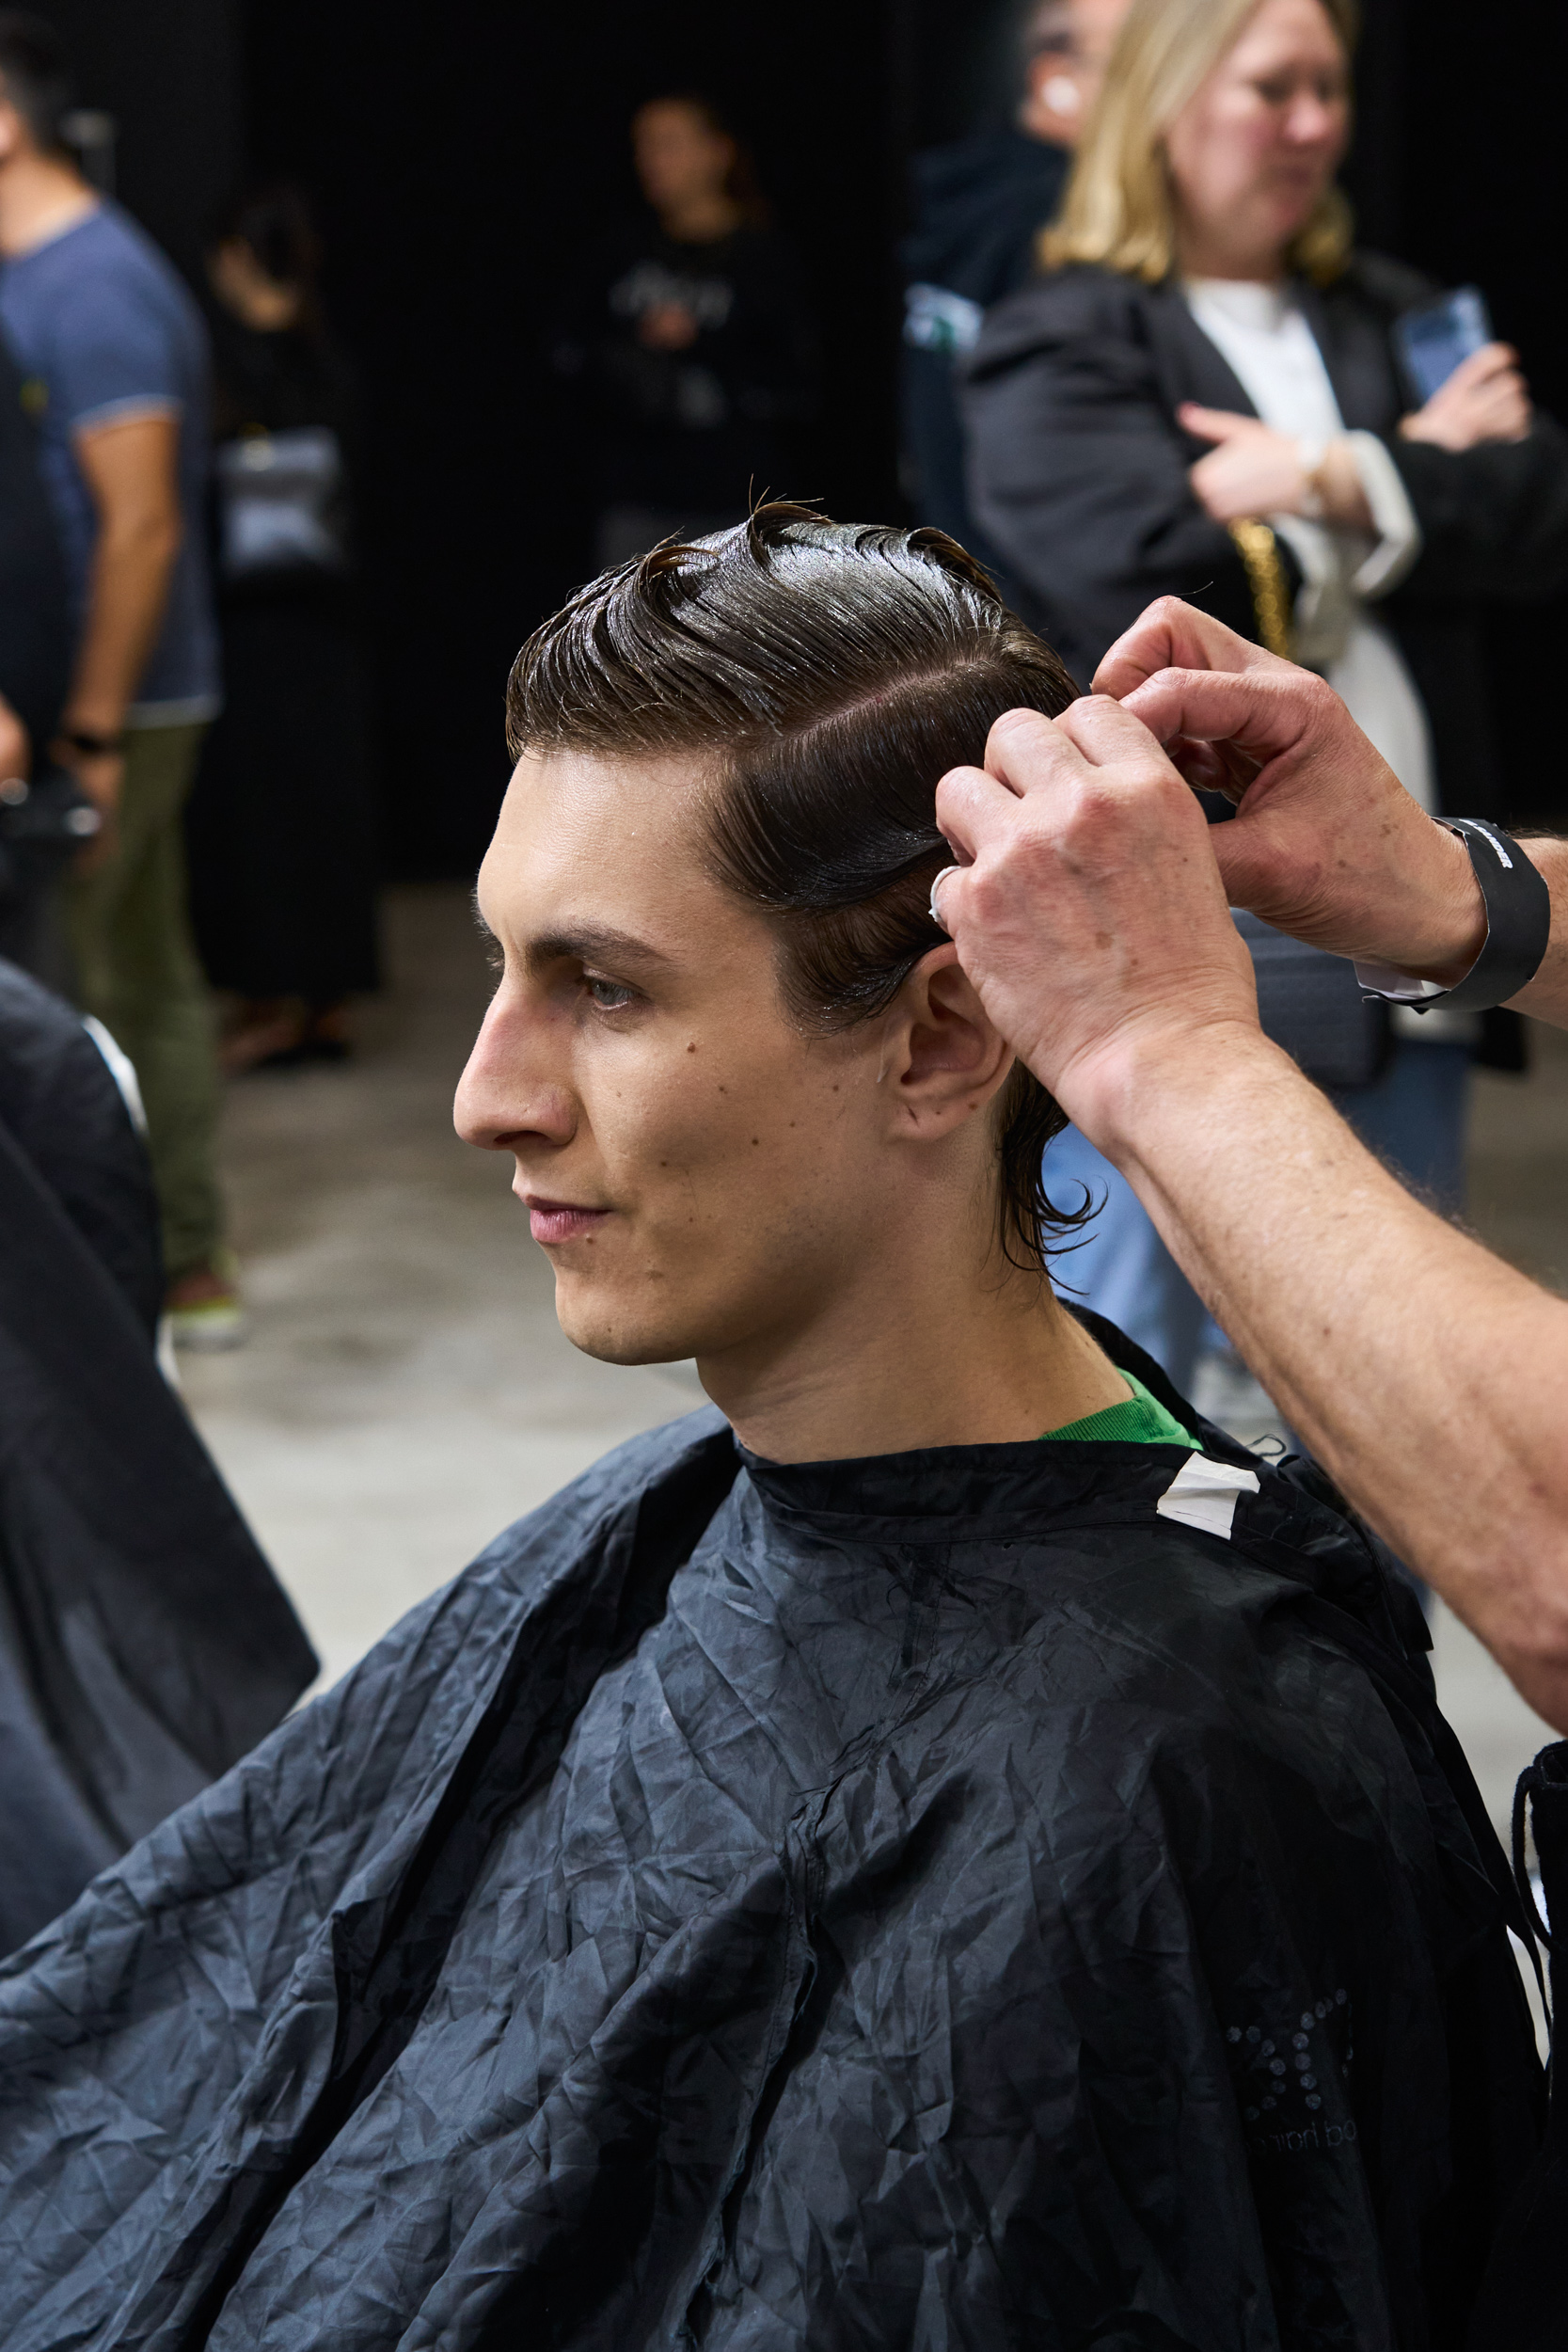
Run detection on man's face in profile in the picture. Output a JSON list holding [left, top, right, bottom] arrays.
[[457, 750, 899, 1376]]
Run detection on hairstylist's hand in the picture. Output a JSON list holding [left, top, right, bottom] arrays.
[[1400, 342, 1530, 451], [932, 695, 1260, 1133], [1093, 597, 1487, 982]]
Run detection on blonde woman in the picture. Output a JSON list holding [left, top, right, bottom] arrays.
[[963, 0, 1568, 1389]]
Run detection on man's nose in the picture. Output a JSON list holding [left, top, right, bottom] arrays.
[[453, 993, 575, 1152]]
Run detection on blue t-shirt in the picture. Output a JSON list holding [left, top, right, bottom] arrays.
[[0, 201, 219, 724]]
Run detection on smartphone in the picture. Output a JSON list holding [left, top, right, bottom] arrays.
[[1394, 287, 1493, 405]]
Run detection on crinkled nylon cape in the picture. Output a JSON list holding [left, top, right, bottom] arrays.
[[0, 960, 317, 1956], [0, 1327, 1544, 2351]]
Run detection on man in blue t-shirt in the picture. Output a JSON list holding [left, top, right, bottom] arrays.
[[0, 12, 238, 1345]]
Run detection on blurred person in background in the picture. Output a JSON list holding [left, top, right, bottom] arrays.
[[901, 0, 1127, 559], [962, 0, 1568, 1391], [0, 314, 84, 975], [551, 93, 818, 566], [0, 11, 239, 1348], [184, 183, 379, 1073]]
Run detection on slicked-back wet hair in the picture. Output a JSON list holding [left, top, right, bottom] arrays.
[[505, 503, 1085, 1273]]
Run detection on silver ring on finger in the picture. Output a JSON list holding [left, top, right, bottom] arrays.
[[928, 865, 962, 934]]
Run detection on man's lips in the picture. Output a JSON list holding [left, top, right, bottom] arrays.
[[523, 1195, 611, 1246]]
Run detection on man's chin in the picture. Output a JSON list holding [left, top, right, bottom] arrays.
[[553, 1281, 705, 1369]]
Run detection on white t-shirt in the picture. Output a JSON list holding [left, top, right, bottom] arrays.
[[1183, 278, 1434, 816]]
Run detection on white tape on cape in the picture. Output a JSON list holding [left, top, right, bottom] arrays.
[[1156, 1454, 1262, 1542]]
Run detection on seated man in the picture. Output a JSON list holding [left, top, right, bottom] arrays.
[[0, 511, 1542, 2347]]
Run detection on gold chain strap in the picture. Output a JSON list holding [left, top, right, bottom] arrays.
[[1227, 518, 1293, 660]]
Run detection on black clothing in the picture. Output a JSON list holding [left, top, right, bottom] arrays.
[[185, 312, 379, 1000], [1477, 1735, 1568, 2350], [0, 333, 77, 974], [0, 330, 71, 753], [552, 220, 818, 517], [186, 597, 378, 999], [900, 130, 1069, 551], [0, 958, 161, 1332], [0, 960, 316, 1955], [0, 1322, 1540, 2348], [964, 256, 1568, 818]]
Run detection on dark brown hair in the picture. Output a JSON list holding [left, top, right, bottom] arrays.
[[505, 504, 1086, 1273]]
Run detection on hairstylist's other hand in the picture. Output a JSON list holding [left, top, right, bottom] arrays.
[[1400, 342, 1530, 451], [1093, 598, 1487, 982], [932, 696, 1261, 1136]]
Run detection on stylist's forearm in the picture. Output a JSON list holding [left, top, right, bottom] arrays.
[[1097, 1030, 1568, 1729], [1507, 837, 1568, 1025]]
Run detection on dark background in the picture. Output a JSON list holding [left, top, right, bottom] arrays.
[[26, 0, 1568, 872]]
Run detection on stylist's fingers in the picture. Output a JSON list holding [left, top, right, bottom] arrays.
[[1053, 691, 1193, 771], [972, 703, 1101, 798], [934, 715, 1102, 938], [933, 757, 1024, 864], [1093, 596, 1282, 701], [1117, 664, 1323, 766]]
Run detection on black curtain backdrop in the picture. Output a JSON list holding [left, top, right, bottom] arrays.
[[27, 0, 242, 282], [241, 0, 904, 877], [20, 2, 1568, 870]]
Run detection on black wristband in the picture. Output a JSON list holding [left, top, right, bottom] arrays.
[[58, 726, 124, 757], [1410, 820, 1552, 1014]]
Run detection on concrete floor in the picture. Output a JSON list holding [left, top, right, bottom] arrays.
[[182, 883, 1563, 1831]]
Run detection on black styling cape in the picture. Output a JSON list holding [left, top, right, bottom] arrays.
[[0, 1327, 1543, 2350], [0, 961, 317, 1956]]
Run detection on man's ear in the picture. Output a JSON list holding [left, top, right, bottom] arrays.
[[878, 944, 1014, 1138]]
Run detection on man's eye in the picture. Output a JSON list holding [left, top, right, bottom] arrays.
[[585, 976, 638, 1010]]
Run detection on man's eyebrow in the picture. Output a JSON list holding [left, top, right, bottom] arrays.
[[525, 923, 676, 977], [469, 894, 671, 975]]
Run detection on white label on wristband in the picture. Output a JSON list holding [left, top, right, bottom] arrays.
[[1352, 961, 1448, 1003]]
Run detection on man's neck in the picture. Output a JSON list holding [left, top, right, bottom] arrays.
[[697, 1234, 1131, 1464], [0, 151, 97, 261]]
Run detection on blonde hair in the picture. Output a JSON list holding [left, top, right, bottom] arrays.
[[1040, 0, 1357, 286]]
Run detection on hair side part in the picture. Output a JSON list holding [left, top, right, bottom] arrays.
[[506, 504, 1088, 1274], [1040, 0, 1357, 286]]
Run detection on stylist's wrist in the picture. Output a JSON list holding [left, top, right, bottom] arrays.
[[1403, 822, 1490, 980], [1049, 1009, 1289, 1171], [1350, 818, 1488, 984]]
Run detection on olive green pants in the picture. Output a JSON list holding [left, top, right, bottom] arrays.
[[64, 722, 225, 1286]]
